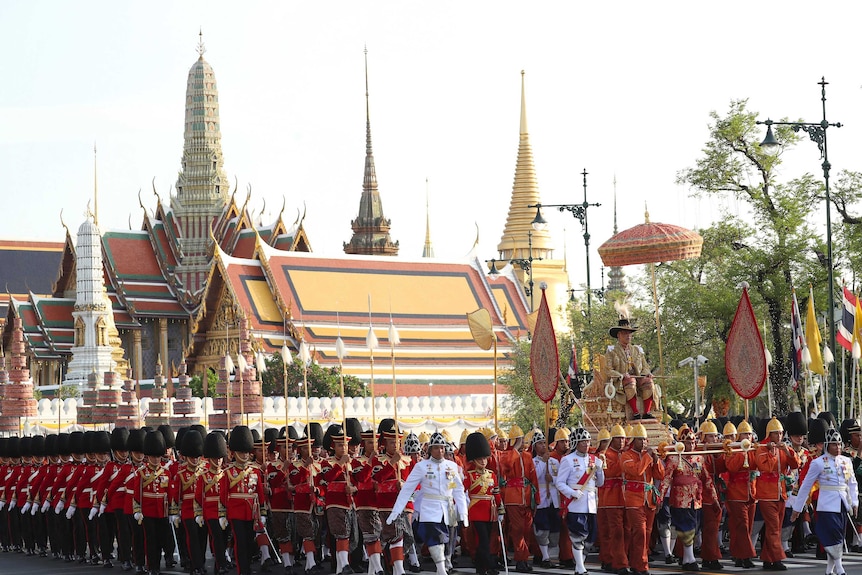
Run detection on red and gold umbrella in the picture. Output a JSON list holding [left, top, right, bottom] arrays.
[[598, 209, 703, 376]]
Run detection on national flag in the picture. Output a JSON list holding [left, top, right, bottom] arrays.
[[855, 297, 862, 347], [805, 285, 824, 375], [837, 285, 857, 352], [789, 291, 804, 390], [565, 342, 578, 388]]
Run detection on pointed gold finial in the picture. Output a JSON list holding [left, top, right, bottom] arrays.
[[93, 142, 98, 226], [644, 202, 650, 223], [196, 28, 206, 58], [520, 70, 528, 136]]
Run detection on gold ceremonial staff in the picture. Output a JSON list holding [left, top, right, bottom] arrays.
[[336, 314, 349, 457], [367, 296, 379, 448], [388, 309, 400, 426], [299, 325, 313, 452]]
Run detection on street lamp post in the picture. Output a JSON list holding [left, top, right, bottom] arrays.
[[485, 230, 543, 311], [757, 77, 841, 413], [530, 168, 601, 321]]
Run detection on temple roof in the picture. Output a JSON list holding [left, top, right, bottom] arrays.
[[0, 240, 64, 318]]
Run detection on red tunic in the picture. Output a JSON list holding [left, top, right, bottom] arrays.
[[131, 463, 170, 518], [351, 455, 376, 510], [102, 461, 136, 513], [754, 443, 800, 501], [288, 459, 321, 514], [219, 462, 267, 522], [320, 456, 354, 510], [499, 449, 540, 507], [266, 461, 292, 513], [724, 451, 757, 502], [465, 468, 501, 522], [170, 462, 204, 520], [372, 453, 411, 511], [194, 465, 225, 521]]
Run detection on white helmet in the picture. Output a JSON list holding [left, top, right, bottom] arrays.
[[572, 428, 591, 442], [428, 431, 447, 447], [403, 432, 420, 455], [530, 429, 546, 445], [825, 428, 842, 445]]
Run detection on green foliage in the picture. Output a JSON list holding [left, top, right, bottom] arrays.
[[189, 371, 218, 398], [260, 353, 364, 398], [57, 384, 81, 399]]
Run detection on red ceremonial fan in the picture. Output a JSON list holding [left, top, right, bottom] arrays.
[[530, 285, 559, 403], [725, 284, 767, 400]]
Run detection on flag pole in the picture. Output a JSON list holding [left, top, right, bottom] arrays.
[[493, 337, 498, 431], [336, 315, 349, 457], [367, 296, 378, 448]]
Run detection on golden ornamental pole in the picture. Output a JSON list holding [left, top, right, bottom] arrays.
[[367, 296, 379, 447], [389, 316, 400, 425], [336, 333, 349, 456], [493, 338, 498, 431], [256, 347, 267, 438]]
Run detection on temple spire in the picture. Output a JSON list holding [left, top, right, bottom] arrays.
[[607, 175, 627, 292], [93, 142, 98, 226], [344, 47, 399, 256], [497, 70, 553, 260], [422, 178, 434, 258]]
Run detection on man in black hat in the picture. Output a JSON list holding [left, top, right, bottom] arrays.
[[464, 432, 502, 575], [605, 318, 656, 420], [170, 429, 207, 575], [195, 431, 231, 575], [99, 427, 135, 570], [320, 424, 357, 575], [289, 427, 324, 574], [132, 430, 172, 575]]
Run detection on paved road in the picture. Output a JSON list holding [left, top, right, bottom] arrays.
[[0, 549, 858, 575]]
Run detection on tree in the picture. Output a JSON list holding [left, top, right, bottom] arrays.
[[259, 353, 364, 398], [676, 99, 824, 415], [189, 370, 218, 398]]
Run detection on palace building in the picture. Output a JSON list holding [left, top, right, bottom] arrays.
[[0, 41, 570, 398]]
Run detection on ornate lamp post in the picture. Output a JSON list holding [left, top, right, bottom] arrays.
[[485, 230, 543, 311], [529, 168, 601, 321], [757, 77, 841, 412]]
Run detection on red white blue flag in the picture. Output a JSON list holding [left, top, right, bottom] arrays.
[[836, 285, 857, 352], [789, 292, 804, 390]]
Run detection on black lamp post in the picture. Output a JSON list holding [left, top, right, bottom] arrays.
[[757, 77, 841, 413], [486, 230, 542, 311], [530, 168, 601, 322]]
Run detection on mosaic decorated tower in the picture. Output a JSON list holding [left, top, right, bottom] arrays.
[[0, 317, 38, 432]]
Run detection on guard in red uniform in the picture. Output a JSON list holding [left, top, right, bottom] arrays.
[[195, 431, 231, 575], [266, 429, 294, 570], [171, 429, 207, 575], [598, 426, 629, 575], [132, 430, 172, 575], [320, 424, 357, 575], [98, 427, 134, 570], [84, 431, 114, 565], [754, 418, 799, 571], [696, 420, 726, 570], [499, 425, 539, 574], [353, 428, 382, 575], [289, 425, 324, 574], [465, 432, 502, 575], [220, 426, 268, 575], [724, 420, 757, 568], [371, 420, 411, 575], [52, 432, 84, 561]]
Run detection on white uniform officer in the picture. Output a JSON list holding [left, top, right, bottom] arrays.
[[791, 428, 859, 575], [387, 431, 468, 575], [532, 430, 561, 567], [555, 428, 605, 575]]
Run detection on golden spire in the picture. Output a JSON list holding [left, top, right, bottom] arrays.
[[520, 70, 528, 135], [422, 177, 434, 258]]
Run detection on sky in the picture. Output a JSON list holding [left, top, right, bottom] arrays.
[[2, 1, 861, 298]]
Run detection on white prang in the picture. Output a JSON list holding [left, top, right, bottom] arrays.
[[64, 215, 119, 389]]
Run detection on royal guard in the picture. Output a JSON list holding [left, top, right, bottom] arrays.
[[401, 431, 423, 574], [782, 413, 809, 556], [697, 420, 726, 570], [499, 424, 539, 574], [84, 431, 113, 565], [14, 436, 37, 555], [219, 426, 268, 575], [605, 318, 655, 420], [318, 424, 356, 575], [195, 431, 231, 575], [754, 417, 799, 571], [531, 429, 559, 569], [387, 431, 468, 575], [123, 429, 149, 573], [170, 429, 207, 575], [597, 424, 628, 575], [555, 428, 604, 575], [620, 423, 663, 575], [289, 425, 324, 574], [266, 428, 294, 571], [1, 437, 24, 553], [724, 419, 757, 568], [35, 434, 60, 558], [464, 432, 502, 575], [839, 418, 862, 551], [132, 430, 172, 575], [353, 427, 383, 575], [98, 427, 134, 570], [791, 428, 859, 575], [660, 425, 716, 571], [371, 419, 411, 575], [157, 425, 179, 570], [60, 431, 95, 562]]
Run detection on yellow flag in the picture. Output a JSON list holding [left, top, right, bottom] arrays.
[[805, 285, 824, 375], [855, 296, 862, 345]]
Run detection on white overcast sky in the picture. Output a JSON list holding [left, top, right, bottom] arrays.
[[2, 1, 861, 294]]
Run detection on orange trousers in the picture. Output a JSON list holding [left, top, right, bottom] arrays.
[[700, 501, 723, 561], [758, 500, 786, 563], [625, 507, 654, 574], [726, 500, 756, 560], [504, 505, 532, 562], [603, 508, 628, 569]]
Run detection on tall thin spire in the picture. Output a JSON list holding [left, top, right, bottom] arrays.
[[93, 142, 98, 226], [497, 70, 553, 260], [344, 47, 398, 256], [607, 174, 627, 293], [422, 178, 435, 258]]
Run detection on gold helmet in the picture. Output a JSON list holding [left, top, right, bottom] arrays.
[[722, 421, 738, 437], [459, 429, 470, 445], [523, 429, 535, 445], [630, 423, 648, 439], [610, 424, 627, 438], [507, 425, 522, 440], [597, 428, 611, 442], [699, 420, 718, 435], [479, 427, 493, 440], [736, 420, 753, 434], [625, 424, 634, 438], [496, 426, 509, 441], [441, 430, 453, 442], [418, 431, 430, 444], [553, 427, 571, 443], [765, 417, 784, 435]]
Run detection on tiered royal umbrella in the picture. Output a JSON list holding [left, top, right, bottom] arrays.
[[598, 208, 703, 377]]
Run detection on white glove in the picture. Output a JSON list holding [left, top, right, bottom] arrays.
[[41, 501, 50, 513], [21, 502, 31, 514], [385, 512, 397, 525], [218, 517, 228, 530], [99, 503, 106, 516], [0, 501, 6, 511], [54, 501, 65, 514], [497, 514, 504, 522], [89, 508, 98, 521], [260, 516, 267, 527], [66, 506, 76, 520], [31, 504, 38, 516], [195, 515, 205, 528], [170, 515, 180, 528], [462, 517, 469, 528], [134, 512, 143, 524], [9, 499, 16, 510]]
